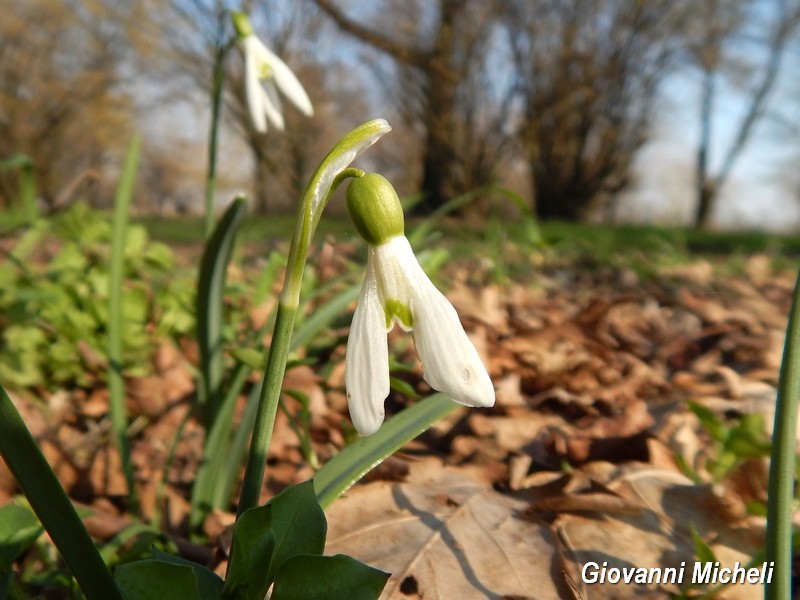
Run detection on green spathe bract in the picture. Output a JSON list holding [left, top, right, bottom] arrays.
[[231, 11, 253, 39], [346, 173, 405, 245]]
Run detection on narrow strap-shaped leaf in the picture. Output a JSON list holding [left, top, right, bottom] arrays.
[[766, 270, 800, 600], [291, 281, 360, 351], [314, 393, 461, 508], [271, 554, 389, 600], [0, 385, 123, 599], [107, 134, 141, 512], [196, 195, 246, 427], [189, 360, 251, 531]]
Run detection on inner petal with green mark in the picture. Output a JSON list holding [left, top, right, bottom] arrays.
[[384, 298, 413, 331], [259, 63, 274, 80]]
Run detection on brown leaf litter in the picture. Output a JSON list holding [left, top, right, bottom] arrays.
[[1, 252, 797, 598]]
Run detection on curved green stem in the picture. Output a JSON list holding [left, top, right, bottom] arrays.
[[237, 120, 390, 515]]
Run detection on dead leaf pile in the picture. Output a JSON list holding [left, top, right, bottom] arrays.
[[1, 250, 797, 599], [325, 458, 767, 599]]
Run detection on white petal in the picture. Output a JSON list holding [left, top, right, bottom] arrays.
[[371, 239, 414, 331], [391, 237, 495, 407], [345, 261, 390, 435], [256, 42, 314, 117], [244, 43, 267, 133], [260, 82, 285, 130]]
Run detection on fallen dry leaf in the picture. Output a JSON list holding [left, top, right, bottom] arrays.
[[325, 459, 564, 599], [555, 466, 765, 600]]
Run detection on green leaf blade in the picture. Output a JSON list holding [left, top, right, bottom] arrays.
[[314, 394, 461, 508], [224, 480, 327, 599], [107, 135, 142, 510], [271, 554, 389, 600], [150, 548, 224, 600], [114, 559, 200, 600], [196, 195, 247, 425], [0, 384, 123, 600]]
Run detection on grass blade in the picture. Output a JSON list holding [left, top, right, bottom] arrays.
[[189, 361, 251, 531], [313, 394, 461, 508], [0, 384, 123, 599], [291, 280, 360, 351], [108, 135, 141, 512], [196, 196, 246, 427], [765, 270, 800, 600]]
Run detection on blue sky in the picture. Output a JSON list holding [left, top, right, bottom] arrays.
[[618, 62, 800, 231], [152, 0, 800, 231]]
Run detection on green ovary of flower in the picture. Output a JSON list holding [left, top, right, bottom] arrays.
[[346, 173, 405, 245], [231, 11, 254, 38]]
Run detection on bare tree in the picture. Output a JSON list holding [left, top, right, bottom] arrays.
[[0, 0, 136, 209], [506, 0, 687, 221], [312, 0, 514, 214], [684, 0, 800, 228], [151, 0, 359, 213]]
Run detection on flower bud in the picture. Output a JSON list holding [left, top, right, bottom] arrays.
[[346, 173, 405, 246]]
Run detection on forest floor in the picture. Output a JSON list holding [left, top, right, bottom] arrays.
[[2, 218, 799, 599]]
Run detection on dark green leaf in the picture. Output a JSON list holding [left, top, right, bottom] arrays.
[[196, 196, 246, 425], [389, 376, 420, 399], [115, 559, 201, 600], [271, 554, 388, 600], [223, 481, 326, 600], [151, 548, 224, 600], [0, 384, 123, 599], [222, 503, 274, 600]]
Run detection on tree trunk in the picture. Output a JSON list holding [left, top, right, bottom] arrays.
[[694, 180, 717, 229], [416, 74, 458, 214], [413, 0, 461, 215], [313, 0, 469, 216], [532, 184, 585, 221], [694, 66, 715, 229]]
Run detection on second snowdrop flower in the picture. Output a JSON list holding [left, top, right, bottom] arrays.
[[345, 173, 495, 435], [232, 11, 314, 133]]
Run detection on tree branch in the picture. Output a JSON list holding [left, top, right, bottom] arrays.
[[310, 0, 431, 69]]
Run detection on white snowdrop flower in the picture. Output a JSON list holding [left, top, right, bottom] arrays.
[[232, 11, 313, 133], [345, 173, 495, 435]]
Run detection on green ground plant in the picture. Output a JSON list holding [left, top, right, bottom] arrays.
[[0, 202, 194, 391], [681, 401, 774, 489]]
